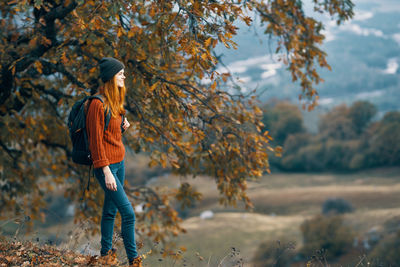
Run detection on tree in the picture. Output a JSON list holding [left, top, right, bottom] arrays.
[[0, 0, 354, 250], [348, 101, 376, 134], [318, 104, 357, 140], [364, 111, 400, 167], [279, 132, 312, 171], [261, 101, 305, 145]]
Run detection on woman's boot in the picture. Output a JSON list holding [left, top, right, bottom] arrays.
[[129, 255, 143, 267], [99, 248, 118, 265]]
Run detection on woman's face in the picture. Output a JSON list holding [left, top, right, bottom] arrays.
[[115, 69, 125, 87]]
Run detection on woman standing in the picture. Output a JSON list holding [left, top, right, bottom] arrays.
[[86, 57, 142, 267]]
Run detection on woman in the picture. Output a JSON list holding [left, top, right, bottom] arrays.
[[86, 57, 142, 267]]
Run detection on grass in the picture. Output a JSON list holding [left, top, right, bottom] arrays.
[[170, 212, 305, 266], [143, 167, 400, 265], [149, 168, 400, 216], [1, 167, 400, 266]]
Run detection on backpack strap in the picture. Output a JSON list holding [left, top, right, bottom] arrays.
[[104, 110, 111, 132], [121, 114, 125, 133], [80, 165, 93, 201], [87, 95, 111, 132]]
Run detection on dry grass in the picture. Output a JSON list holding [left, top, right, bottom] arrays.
[[139, 168, 400, 265], [2, 167, 400, 266], [141, 212, 305, 266], [148, 170, 400, 216], [248, 184, 400, 215]]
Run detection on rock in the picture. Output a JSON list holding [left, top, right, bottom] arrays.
[[200, 210, 214, 220]]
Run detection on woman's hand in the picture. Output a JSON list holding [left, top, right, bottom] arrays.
[[122, 117, 130, 131], [102, 166, 117, 191]]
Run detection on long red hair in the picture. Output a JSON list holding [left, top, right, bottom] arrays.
[[99, 75, 126, 117]]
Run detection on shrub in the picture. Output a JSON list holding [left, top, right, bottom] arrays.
[[252, 239, 296, 267], [348, 153, 365, 170], [300, 215, 354, 261], [322, 198, 354, 215], [323, 139, 359, 170], [364, 121, 400, 166], [368, 230, 400, 266], [383, 216, 400, 234], [280, 143, 326, 171], [296, 144, 325, 172], [278, 133, 312, 171]]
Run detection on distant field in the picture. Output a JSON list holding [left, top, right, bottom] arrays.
[[142, 167, 400, 266], [169, 212, 306, 266], [148, 167, 400, 216]]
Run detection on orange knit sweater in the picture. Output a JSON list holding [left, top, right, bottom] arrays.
[[86, 98, 125, 169]]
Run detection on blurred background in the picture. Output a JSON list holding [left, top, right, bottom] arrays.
[[1, 0, 399, 266]]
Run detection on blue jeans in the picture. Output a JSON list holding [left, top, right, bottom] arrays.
[[94, 160, 138, 261]]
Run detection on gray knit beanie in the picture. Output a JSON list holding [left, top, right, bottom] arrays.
[[99, 57, 125, 83]]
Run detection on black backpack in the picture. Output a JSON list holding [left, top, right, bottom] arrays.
[[68, 95, 126, 199], [68, 95, 111, 166]]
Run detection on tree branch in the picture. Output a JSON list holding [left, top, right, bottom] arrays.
[[39, 60, 87, 89], [0, 140, 22, 161], [43, 1, 78, 21]]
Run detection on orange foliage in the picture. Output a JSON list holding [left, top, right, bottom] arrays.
[[0, 0, 353, 245]]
